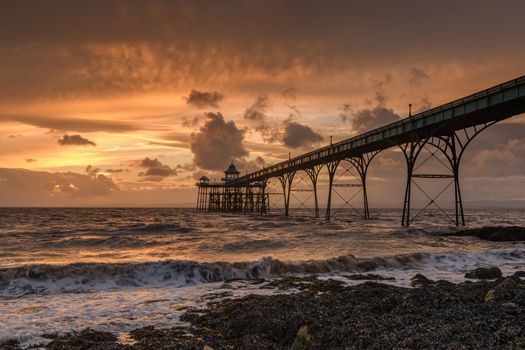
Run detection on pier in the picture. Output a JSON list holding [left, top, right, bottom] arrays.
[[196, 75, 525, 225]]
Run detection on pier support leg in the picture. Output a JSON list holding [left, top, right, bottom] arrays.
[[260, 180, 268, 215], [325, 160, 340, 220], [400, 121, 496, 226], [196, 185, 201, 212], [305, 165, 323, 218], [278, 173, 295, 216], [346, 151, 380, 219]]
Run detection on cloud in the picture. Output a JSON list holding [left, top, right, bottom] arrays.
[[408, 67, 430, 87], [243, 95, 269, 121], [340, 103, 353, 123], [25, 158, 37, 163], [58, 134, 96, 146], [140, 157, 163, 168], [0, 168, 118, 204], [105, 168, 126, 173], [469, 138, 525, 177], [185, 90, 225, 108], [350, 106, 401, 134], [282, 87, 297, 100], [2, 115, 137, 132], [0, 2, 523, 102], [181, 116, 203, 127], [135, 157, 177, 181], [176, 163, 196, 172], [282, 121, 323, 149], [85, 164, 100, 176], [190, 112, 248, 171]]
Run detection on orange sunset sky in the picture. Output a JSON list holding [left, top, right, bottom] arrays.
[[1, 0, 524, 207]]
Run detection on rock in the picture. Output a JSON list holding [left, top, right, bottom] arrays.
[[512, 271, 525, 278], [203, 346, 214, 350], [465, 267, 502, 280], [433, 280, 455, 288], [220, 283, 234, 289], [410, 274, 433, 288], [345, 273, 395, 281], [290, 325, 311, 350], [377, 295, 400, 313], [453, 226, 525, 241], [500, 301, 521, 314], [484, 276, 520, 303], [45, 328, 123, 350]]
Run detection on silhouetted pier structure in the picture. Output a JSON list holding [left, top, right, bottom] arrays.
[[196, 164, 269, 213], [196, 75, 525, 225]]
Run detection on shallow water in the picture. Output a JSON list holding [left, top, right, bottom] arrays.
[[1, 208, 524, 345]]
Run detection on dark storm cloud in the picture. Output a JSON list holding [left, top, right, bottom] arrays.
[[282, 122, 323, 149], [243, 95, 269, 121], [0, 1, 524, 101], [0, 168, 118, 201], [58, 134, 96, 147], [1, 115, 137, 132], [185, 90, 225, 108], [350, 106, 401, 134], [190, 112, 248, 171], [136, 157, 177, 181]]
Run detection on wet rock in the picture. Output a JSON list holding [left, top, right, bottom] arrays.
[[344, 273, 395, 281], [484, 276, 521, 303], [452, 226, 525, 241], [20, 274, 525, 350], [46, 328, 128, 350], [500, 301, 521, 314], [0, 338, 20, 350], [465, 267, 502, 280], [219, 283, 234, 289], [410, 274, 433, 288], [376, 295, 400, 313], [433, 279, 455, 288], [512, 271, 525, 278]]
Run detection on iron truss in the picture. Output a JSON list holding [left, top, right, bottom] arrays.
[[196, 76, 525, 225]]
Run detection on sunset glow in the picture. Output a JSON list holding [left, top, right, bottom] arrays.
[[1, 1, 524, 207]]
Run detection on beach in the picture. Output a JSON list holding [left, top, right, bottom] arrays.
[[1, 208, 525, 349], [2, 271, 525, 349]]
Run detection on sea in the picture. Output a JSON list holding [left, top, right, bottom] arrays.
[[1, 207, 524, 346]]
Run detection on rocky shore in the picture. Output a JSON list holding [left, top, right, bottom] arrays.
[[2, 270, 525, 350], [447, 226, 525, 241]]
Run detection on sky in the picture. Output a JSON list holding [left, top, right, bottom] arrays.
[[1, 0, 525, 208]]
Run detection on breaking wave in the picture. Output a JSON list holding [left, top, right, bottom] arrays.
[[1, 245, 524, 298]]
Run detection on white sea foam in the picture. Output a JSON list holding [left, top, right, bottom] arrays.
[[1, 244, 524, 298]]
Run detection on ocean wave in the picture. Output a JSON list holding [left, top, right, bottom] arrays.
[[1, 245, 524, 298]]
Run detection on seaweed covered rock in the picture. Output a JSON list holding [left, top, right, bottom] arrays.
[[410, 273, 433, 288], [453, 226, 525, 241], [46, 329, 129, 350], [465, 267, 502, 280], [9, 275, 525, 350], [484, 276, 524, 303]]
